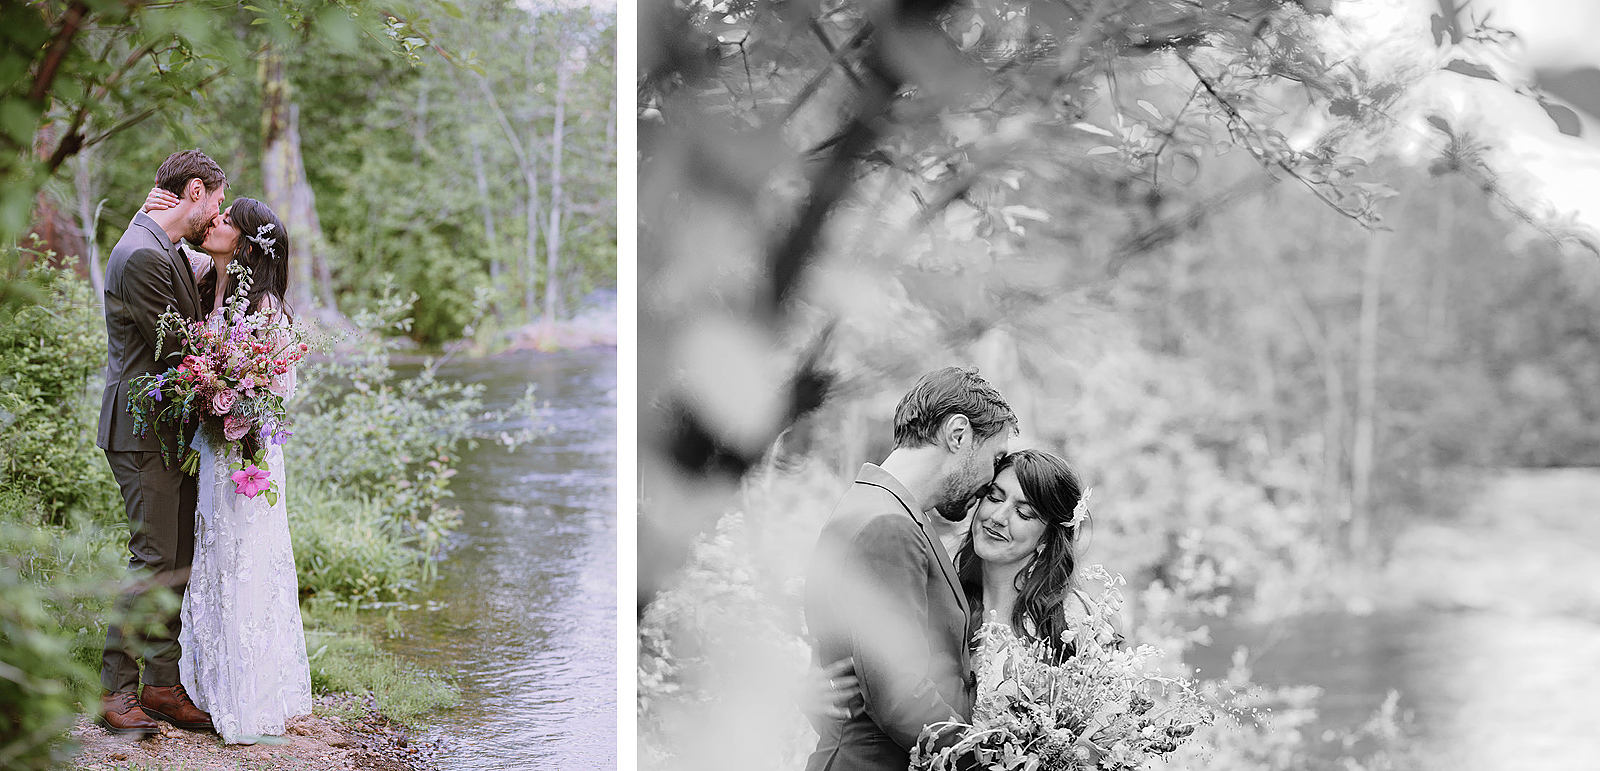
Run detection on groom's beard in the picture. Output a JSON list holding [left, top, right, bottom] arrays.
[[933, 497, 970, 523], [184, 211, 213, 244]]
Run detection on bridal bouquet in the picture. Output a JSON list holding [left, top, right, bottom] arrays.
[[127, 261, 307, 503], [911, 566, 1213, 771]]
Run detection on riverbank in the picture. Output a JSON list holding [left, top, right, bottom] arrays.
[[1376, 468, 1600, 771], [66, 693, 448, 771], [1376, 468, 1600, 619], [1190, 468, 1600, 771]]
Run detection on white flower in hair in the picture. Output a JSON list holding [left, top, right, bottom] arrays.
[[246, 222, 279, 259], [1066, 488, 1091, 529]]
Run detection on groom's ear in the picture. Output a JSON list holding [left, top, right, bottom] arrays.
[[183, 177, 206, 202], [941, 414, 972, 453]]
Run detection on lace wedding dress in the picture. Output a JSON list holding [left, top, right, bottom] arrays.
[[178, 304, 312, 744]]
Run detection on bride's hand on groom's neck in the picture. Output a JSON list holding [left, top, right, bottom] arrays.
[[142, 187, 179, 214]]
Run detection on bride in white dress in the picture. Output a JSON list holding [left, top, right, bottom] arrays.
[[145, 190, 313, 744]]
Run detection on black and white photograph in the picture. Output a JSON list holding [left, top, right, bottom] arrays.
[[638, 1, 1600, 771]]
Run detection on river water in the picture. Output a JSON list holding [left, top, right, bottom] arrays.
[[384, 347, 617, 770], [1183, 470, 1600, 771], [1190, 597, 1600, 770]]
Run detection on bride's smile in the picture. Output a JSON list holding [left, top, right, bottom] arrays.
[[971, 468, 1046, 566]]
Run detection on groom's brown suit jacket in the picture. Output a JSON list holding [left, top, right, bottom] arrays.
[[97, 211, 204, 453], [95, 210, 206, 692], [804, 463, 973, 771]]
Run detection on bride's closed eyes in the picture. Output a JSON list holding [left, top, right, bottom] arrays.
[[983, 485, 1037, 520]]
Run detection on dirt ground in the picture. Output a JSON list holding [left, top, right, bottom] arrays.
[[67, 693, 449, 771]]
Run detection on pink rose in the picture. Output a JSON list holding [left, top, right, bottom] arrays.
[[211, 389, 236, 415], [223, 415, 252, 442]]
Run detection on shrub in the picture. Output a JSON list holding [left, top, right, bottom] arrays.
[[290, 485, 422, 604], [289, 283, 539, 560], [0, 260, 119, 524]]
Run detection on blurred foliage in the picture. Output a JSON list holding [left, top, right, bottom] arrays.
[[639, 0, 1600, 767], [6, 0, 616, 342], [638, 0, 1600, 597], [0, 495, 175, 771], [0, 0, 447, 242]]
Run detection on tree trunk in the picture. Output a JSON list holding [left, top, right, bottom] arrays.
[[470, 132, 499, 279], [70, 145, 104, 300], [525, 167, 540, 315], [1349, 232, 1387, 560], [261, 51, 339, 318], [475, 73, 541, 317], [543, 60, 569, 328]]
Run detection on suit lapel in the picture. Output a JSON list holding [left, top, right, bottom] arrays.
[[855, 476, 970, 617], [171, 245, 202, 318], [132, 213, 201, 319]]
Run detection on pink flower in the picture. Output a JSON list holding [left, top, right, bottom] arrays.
[[211, 389, 236, 415], [239, 376, 257, 391], [230, 464, 271, 498], [223, 415, 252, 442]]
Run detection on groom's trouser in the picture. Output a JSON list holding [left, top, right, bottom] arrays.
[[101, 449, 197, 693]]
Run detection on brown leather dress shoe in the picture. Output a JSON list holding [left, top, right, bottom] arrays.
[[98, 691, 158, 736], [140, 683, 214, 732]]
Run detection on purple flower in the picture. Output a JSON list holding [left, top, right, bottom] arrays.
[[147, 388, 162, 402], [270, 429, 292, 445]]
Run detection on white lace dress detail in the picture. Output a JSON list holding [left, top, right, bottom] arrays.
[[178, 309, 312, 744]]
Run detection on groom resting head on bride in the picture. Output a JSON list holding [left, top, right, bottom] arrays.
[[804, 366, 1016, 771], [94, 148, 228, 737]]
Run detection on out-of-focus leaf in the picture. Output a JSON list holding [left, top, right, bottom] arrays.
[[1444, 60, 1497, 82], [1538, 99, 1583, 138]]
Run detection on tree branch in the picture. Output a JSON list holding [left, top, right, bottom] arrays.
[[1181, 54, 1367, 223], [29, 2, 91, 103], [779, 21, 872, 125]]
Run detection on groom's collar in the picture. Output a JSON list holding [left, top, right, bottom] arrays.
[[131, 211, 178, 257], [855, 463, 928, 521]]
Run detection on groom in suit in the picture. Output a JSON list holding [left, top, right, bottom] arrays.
[[94, 149, 227, 735], [805, 366, 1016, 771]]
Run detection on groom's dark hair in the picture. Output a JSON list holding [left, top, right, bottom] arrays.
[[893, 366, 1016, 449], [154, 149, 226, 196]]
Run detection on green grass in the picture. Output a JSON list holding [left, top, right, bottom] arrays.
[[300, 604, 458, 723]]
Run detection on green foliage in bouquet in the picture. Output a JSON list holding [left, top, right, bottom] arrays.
[[913, 566, 1214, 771], [127, 261, 310, 484]]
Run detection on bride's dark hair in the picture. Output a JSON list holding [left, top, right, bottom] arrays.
[[198, 198, 291, 319], [955, 449, 1087, 658]]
